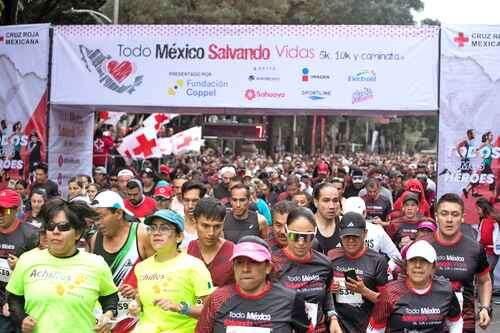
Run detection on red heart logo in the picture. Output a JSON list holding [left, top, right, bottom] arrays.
[[107, 60, 133, 83]]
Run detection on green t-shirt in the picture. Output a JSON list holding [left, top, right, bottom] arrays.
[[133, 252, 214, 333], [6, 248, 117, 333]]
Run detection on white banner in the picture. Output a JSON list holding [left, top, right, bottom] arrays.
[[438, 25, 500, 288], [158, 126, 203, 155], [51, 25, 438, 111], [0, 24, 50, 179], [48, 107, 94, 198]]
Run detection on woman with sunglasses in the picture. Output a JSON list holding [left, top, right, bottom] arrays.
[[130, 209, 214, 333], [6, 199, 118, 333], [328, 212, 388, 333], [272, 207, 343, 333]]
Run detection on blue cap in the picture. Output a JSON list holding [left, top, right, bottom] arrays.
[[156, 180, 170, 186], [144, 209, 184, 232]]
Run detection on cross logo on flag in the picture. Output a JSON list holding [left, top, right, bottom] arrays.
[[143, 113, 179, 131]]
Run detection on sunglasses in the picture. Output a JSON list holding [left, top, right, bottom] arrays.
[[146, 224, 176, 234], [1, 207, 13, 215], [285, 225, 316, 242], [46, 222, 73, 232]]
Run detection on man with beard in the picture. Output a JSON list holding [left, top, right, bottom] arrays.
[[124, 179, 156, 219], [188, 197, 235, 287], [91, 190, 154, 333], [213, 166, 236, 205], [224, 183, 268, 243]]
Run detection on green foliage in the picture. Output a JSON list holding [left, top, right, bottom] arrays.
[[101, 0, 423, 25]]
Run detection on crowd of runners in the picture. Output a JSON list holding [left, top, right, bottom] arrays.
[[0, 136, 499, 332]]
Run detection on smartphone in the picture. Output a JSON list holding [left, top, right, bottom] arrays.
[[344, 269, 357, 281]]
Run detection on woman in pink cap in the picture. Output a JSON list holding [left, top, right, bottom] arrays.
[[196, 235, 310, 333]]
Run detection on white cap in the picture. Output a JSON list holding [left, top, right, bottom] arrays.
[[92, 190, 134, 217], [343, 196, 366, 216], [406, 240, 437, 263], [117, 169, 134, 178]]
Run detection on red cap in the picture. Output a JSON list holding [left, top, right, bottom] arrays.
[[0, 189, 21, 208], [159, 164, 171, 175], [317, 162, 330, 175], [154, 185, 174, 199]]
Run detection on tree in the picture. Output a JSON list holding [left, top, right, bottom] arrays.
[[1, 0, 107, 25]]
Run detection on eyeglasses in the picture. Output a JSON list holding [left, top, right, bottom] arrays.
[[146, 224, 176, 234], [46, 222, 73, 232], [285, 225, 316, 242]]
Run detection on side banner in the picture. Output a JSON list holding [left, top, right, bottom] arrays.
[[51, 25, 438, 111], [48, 107, 94, 197], [0, 24, 50, 181]]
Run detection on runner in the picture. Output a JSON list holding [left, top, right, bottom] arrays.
[[213, 166, 236, 205], [313, 183, 342, 253], [267, 200, 298, 253], [7, 199, 118, 333], [195, 235, 310, 332], [123, 179, 156, 219], [187, 197, 234, 287], [427, 193, 492, 332], [153, 185, 174, 210], [171, 175, 187, 217], [91, 190, 154, 333], [367, 240, 463, 333], [328, 212, 388, 333], [223, 183, 268, 243], [0, 189, 39, 333], [131, 210, 214, 333], [361, 179, 392, 227], [180, 181, 207, 249], [272, 207, 342, 333]]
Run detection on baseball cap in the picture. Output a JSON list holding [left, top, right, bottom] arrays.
[[94, 166, 107, 175], [154, 185, 174, 200], [416, 221, 437, 233], [117, 169, 134, 178], [92, 190, 134, 217], [243, 170, 253, 179], [230, 240, 272, 263], [144, 209, 184, 232], [403, 192, 420, 205], [406, 240, 437, 263], [343, 197, 366, 216], [0, 189, 21, 208], [338, 212, 366, 237], [159, 164, 171, 176], [317, 162, 330, 175]]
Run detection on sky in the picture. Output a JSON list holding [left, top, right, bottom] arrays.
[[413, 0, 500, 25]]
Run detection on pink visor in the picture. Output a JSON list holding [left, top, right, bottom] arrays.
[[230, 242, 271, 263]]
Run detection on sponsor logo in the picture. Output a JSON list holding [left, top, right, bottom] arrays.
[[1, 30, 39, 45], [208, 44, 270, 60], [155, 43, 205, 59], [352, 87, 373, 104], [248, 74, 280, 82], [420, 307, 440, 314], [301, 90, 331, 101], [301, 67, 331, 82], [348, 70, 376, 82], [79, 45, 143, 94], [454, 32, 500, 48], [168, 78, 229, 98], [228, 311, 270, 321], [244, 89, 286, 101]]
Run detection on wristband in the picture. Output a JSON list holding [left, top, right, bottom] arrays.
[[179, 302, 190, 315], [479, 305, 492, 316]]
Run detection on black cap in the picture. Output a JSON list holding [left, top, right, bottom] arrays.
[[338, 212, 366, 237]]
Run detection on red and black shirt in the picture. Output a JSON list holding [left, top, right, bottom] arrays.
[[328, 247, 388, 333], [187, 239, 235, 287], [427, 233, 489, 333], [196, 282, 309, 333], [272, 248, 336, 332], [368, 277, 462, 333]]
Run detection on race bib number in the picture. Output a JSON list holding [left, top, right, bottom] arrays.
[[0, 258, 12, 283], [227, 327, 270, 333], [334, 277, 363, 304], [116, 294, 132, 321], [305, 302, 318, 328], [455, 291, 464, 311]]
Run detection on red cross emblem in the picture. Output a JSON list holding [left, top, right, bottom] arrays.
[[132, 134, 157, 157], [176, 136, 193, 150], [154, 114, 169, 130], [99, 111, 109, 121], [454, 32, 469, 47]]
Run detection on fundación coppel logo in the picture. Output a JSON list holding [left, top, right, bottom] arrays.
[[168, 79, 185, 96], [454, 32, 469, 47]]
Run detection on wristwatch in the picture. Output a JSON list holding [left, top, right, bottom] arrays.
[[179, 301, 191, 315], [478, 305, 493, 316]]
